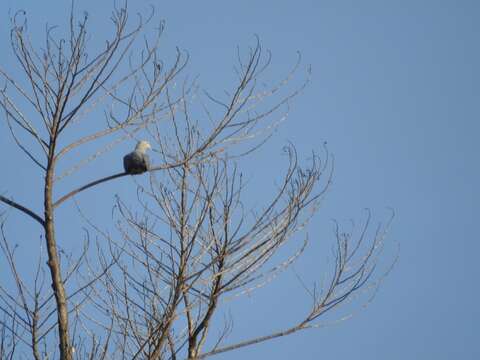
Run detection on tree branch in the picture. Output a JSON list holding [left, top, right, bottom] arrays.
[[193, 323, 310, 359], [53, 172, 127, 209], [53, 153, 211, 209], [0, 195, 44, 226]]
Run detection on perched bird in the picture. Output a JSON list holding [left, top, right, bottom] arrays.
[[123, 140, 151, 175]]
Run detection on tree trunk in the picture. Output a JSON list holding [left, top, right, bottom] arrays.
[[44, 146, 72, 360]]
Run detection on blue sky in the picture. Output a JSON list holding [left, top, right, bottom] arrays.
[[1, 0, 479, 359]]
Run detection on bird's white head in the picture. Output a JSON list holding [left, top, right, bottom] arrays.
[[135, 140, 152, 153]]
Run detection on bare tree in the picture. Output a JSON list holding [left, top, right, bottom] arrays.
[[0, 3, 394, 360]]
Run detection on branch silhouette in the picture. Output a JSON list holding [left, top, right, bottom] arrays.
[[53, 159, 196, 208], [53, 172, 127, 209], [0, 195, 44, 225]]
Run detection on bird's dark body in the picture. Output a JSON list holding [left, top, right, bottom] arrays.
[[123, 151, 150, 174]]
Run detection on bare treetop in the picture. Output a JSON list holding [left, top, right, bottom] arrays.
[[0, 3, 394, 360]]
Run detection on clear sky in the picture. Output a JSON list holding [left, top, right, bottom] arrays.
[[1, 0, 479, 359]]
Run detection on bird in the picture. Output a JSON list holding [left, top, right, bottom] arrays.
[[123, 140, 151, 175]]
